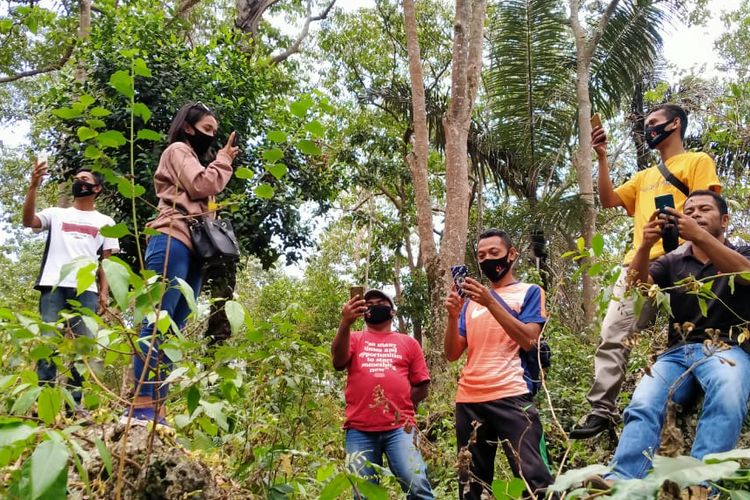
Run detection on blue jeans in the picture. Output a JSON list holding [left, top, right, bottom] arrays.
[[609, 343, 750, 480], [37, 287, 98, 403], [133, 233, 202, 400], [345, 427, 433, 499]]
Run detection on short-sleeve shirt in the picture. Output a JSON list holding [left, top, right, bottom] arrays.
[[343, 331, 430, 432], [649, 241, 750, 348], [614, 152, 720, 265], [456, 282, 547, 403], [35, 207, 120, 293]]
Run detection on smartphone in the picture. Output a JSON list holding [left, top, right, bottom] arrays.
[[37, 153, 48, 165], [349, 286, 364, 300], [450, 265, 468, 298], [590, 113, 602, 130], [231, 132, 240, 147], [655, 193, 675, 213]]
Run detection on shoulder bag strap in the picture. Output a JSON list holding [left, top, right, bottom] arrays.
[[657, 160, 690, 197]]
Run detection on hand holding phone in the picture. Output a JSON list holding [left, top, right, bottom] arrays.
[[590, 113, 602, 130], [349, 286, 364, 299], [654, 194, 679, 252], [451, 265, 469, 298]]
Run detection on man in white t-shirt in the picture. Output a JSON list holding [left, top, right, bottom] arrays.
[[22, 159, 120, 406]]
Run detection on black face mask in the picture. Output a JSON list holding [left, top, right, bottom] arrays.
[[186, 128, 216, 157], [365, 304, 393, 325], [644, 120, 676, 149], [72, 179, 98, 198], [479, 254, 513, 283]]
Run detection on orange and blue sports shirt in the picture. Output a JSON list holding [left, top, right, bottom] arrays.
[[456, 282, 547, 403]]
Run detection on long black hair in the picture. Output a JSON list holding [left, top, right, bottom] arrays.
[[166, 102, 217, 145]]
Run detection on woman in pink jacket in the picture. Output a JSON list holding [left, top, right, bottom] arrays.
[[126, 102, 238, 424]]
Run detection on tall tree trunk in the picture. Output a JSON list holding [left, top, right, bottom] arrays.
[[568, 0, 620, 324], [74, 0, 91, 83], [402, 0, 486, 365]]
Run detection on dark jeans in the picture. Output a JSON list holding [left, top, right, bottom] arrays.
[[133, 233, 202, 401], [456, 394, 553, 499], [37, 286, 98, 404]]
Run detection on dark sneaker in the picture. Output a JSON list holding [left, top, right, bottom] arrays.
[[569, 414, 612, 439]]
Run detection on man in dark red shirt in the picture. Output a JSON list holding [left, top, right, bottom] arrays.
[[332, 289, 433, 499]]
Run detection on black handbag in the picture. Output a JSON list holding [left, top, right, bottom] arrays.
[[187, 216, 240, 260]]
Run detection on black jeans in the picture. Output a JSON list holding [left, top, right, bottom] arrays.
[[456, 394, 553, 499]]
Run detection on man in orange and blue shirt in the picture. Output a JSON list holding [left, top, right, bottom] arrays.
[[445, 229, 553, 499]]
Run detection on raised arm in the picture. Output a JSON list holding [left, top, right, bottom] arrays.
[[593, 126, 625, 209], [22, 159, 47, 229], [332, 296, 367, 370], [443, 289, 467, 361]]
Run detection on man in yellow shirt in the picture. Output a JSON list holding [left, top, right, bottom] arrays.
[[570, 103, 721, 439]]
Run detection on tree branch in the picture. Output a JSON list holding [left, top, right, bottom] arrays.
[[0, 44, 74, 84], [590, 0, 622, 56], [270, 0, 336, 64], [176, 0, 203, 19]]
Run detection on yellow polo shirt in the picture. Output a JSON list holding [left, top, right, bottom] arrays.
[[614, 152, 721, 265]]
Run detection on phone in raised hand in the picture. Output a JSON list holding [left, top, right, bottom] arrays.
[[349, 286, 364, 300], [590, 113, 602, 130], [451, 265, 469, 298]]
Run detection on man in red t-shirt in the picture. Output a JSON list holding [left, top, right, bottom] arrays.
[[332, 289, 433, 499]]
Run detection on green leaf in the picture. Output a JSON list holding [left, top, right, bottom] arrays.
[[225, 301, 245, 336], [353, 478, 388, 500], [651, 454, 740, 489], [296, 139, 321, 156], [267, 130, 287, 143], [549, 464, 610, 492], [117, 179, 146, 199], [318, 473, 349, 500], [698, 298, 708, 317], [100, 223, 131, 238], [78, 95, 95, 108], [592, 233, 605, 257], [109, 70, 134, 98], [0, 421, 36, 447], [133, 58, 152, 78], [51, 107, 82, 120], [136, 128, 162, 141], [97, 130, 127, 148], [200, 401, 228, 430], [30, 440, 69, 500], [83, 145, 102, 159], [101, 259, 130, 309], [30, 345, 54, 361], [132, 103, 152, 123], [235, 167, 253, 180], [304, 119, 326, 138], [119, 48, 138, 58], [11, 387, 41, 415], [77, 127, 98, 141], [267, 164, 288, 180], [0, 20, 13, 34], [175, 278, 197, 315], [254, 184, 274, 199], [187, 385, 200, 416], [75, 262, 98, 296], [493, 478, 526, 499], [730, 491, 750, 500], [704, 448, 750, 463], [86, 119, 106, 130], [37, 387, 62, 425], [89, 107, 112, 118], [290, 97, 313, 118], [262, 148, 284, 163], [576, 237, 585, 253], [316, 463, 335, 482]]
